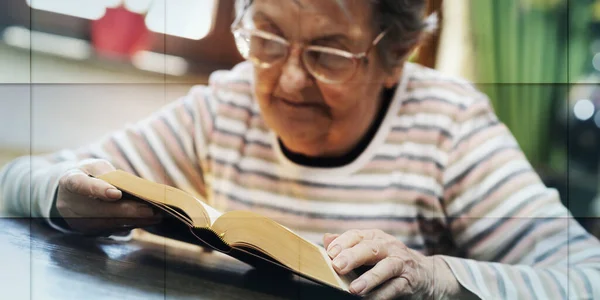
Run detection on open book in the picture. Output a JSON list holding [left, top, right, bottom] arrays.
[[97, 170, 355, 291]]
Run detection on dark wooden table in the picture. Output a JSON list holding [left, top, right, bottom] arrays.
[[0, 218, 358, 300]]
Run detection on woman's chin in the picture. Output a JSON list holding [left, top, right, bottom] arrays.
[[277, 131, 328, 157]]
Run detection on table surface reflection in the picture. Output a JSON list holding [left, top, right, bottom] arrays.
[[0, 218, 357, 300]]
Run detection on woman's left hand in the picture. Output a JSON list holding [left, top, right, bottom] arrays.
[[323, 229, 460, 299]]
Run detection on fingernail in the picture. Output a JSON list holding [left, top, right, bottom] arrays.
[[328, 245, 341, 258], [350, 279, 366, 294], [106, 188, 121, 199], [333, 256, 347, 270]]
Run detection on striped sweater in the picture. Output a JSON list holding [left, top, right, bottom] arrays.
[[1, 61, 599, 299]]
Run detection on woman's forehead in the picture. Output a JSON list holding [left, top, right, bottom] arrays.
[[252, 0, 372, 27], [252, 0, 372, 38]]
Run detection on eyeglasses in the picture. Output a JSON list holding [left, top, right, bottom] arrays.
[[231, 11, 387, 84]]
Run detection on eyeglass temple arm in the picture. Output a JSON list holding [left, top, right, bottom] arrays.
[[361, 29, 389, 61], [372, 30, 388, 46], [232, 1, 251, 29]]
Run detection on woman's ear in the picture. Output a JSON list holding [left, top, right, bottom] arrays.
[[383, 66, 403, 89], [382, 44, 418, 88]]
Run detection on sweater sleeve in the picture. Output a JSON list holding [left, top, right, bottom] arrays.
[[0, 85, 217, 232], [440, 95, 600, 299]]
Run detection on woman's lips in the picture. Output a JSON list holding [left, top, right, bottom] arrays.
[[275, 96, 320, 108], [273, 96, 328, 120]]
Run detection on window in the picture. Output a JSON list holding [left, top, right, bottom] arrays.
[[145, 0, 216, 41], [25, 0, 216, 41]]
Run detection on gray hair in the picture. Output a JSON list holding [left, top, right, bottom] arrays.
[[235, 0, 437, 72]]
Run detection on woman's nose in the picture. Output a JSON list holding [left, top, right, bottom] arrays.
[[278, 46, 312, 94]]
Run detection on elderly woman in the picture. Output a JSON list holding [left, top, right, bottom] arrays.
[[1, 0, 599, 299]]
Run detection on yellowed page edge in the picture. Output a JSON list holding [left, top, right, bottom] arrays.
[[198, 201, 223, 226], [317, 247, 355, 291]]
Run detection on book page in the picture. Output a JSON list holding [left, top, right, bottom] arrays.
[[97, 170, 212, 228], [198, 200, 223, 225], [317, 246, 355, 290], [211, 210, 352, 291]]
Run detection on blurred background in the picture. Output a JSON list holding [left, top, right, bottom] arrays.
[[0, 0, 600, 234]]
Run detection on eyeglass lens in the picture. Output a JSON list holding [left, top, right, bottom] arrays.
[[235, 31, 357, 83]]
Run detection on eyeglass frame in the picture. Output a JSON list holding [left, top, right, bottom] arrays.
[[230, 6, 388, 84]]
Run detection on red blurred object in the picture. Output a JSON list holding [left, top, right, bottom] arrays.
[[91, 6, 151, 59]]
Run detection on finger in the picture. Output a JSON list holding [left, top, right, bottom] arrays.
[[364, 277, 411, 300], [350, 256, 407, 296], [323, 233, 340, 249], [67, 198, 156, 218], [70, 215, 162, 230], [332, 239, 389, 275], [66, 215, 162, 235], [79, 158, 116, 176], [61, 169, 122, 201], [79, 159, 122, 200], [327, 229, 381, 259]]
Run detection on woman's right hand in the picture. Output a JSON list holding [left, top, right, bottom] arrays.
[[55, 159, 161, 235]]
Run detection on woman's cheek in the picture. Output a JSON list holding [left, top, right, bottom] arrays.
[[254, 68, 280, 98], [319, 83, 359, 111]]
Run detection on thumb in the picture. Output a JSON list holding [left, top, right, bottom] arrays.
[[323, 233, 340, 250], [79, 158, 117, 177], [60, 168, 122, 201]]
